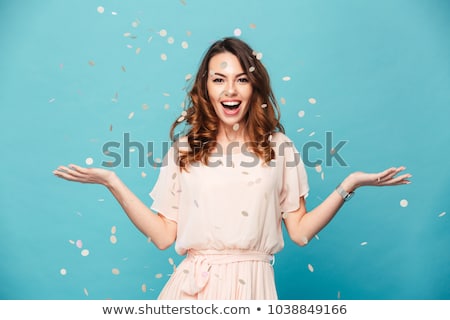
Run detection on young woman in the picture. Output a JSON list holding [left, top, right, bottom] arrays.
[[53, 37, 411, 299]]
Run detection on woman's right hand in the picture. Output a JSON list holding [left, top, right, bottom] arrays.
[[53, 164, 115, 187]]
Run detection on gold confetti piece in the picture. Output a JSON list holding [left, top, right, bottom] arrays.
[[298, 110, 305, 118], [161, 53, 167, 61], [181, 41, 189, 49], [81, 249, 90, 257], [261, 103, 267, 108], [97, 6, 105, 14], [177, 116, 185, 122], [167, 37, 175, 44], [159, 29, 167, 37], [249, 66, 255, 72], [155, 273, 163, 279], [164, 103, 170, 110], [180, 0, 187, 5], [241, 211, 249, 217], [142, 103, 149, 110], [282, 76, 291, 81], [141, 171, 147, 178], [185, 73, 192, 81], [249, 23, 256, 29], [135, 47, 141, 54], [128, 111, 135, 119], [141, 284, 147, 293], [111, 226, 116, 234], [110, 235, 117, 244], [438, 211, 446, 217], [60, 268, 67, 276], [238, 279, 246, 285], [400, 199, 408, 207], [308, 98, 317, 104], [256, 52, 263, 60], [232, 123, 239, 131], [315, 164, 322, 173], [242, 171, 249, 175], [131, 21, 139, 28], [112, 268, 120, 275], [123, 32, 131, 37], [280, 97, 286, 105], [183, 269, 189, 274], [85, 157, 93, 165], [88, 60, 95, 66], [234, 28, 242, 36], [361, 241, 368, 246], [84, 288, 89, 296], [168, 258, 174, 265], [308, 264, 314, 272]]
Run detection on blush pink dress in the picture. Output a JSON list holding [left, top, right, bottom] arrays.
[[150, 132, 309, 299]]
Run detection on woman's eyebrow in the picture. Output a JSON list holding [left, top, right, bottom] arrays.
[[212, 72, 247, 78]]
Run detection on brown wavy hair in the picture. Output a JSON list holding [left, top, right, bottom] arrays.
[[170, 37, 284, 170]]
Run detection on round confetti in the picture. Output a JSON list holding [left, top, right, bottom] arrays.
[[282, 76, 291, 81], [111, 226, 116, 234], [168, 257, 174, 265], [261, 103, 268, 108], [60, 268, 67, 276], [298, 110, 305, 118], [81, 249, 90, 257], [85, 157, 93, 165], [233, 28, 242, 36], [181, 41, 189, 49], [167, 36, 175, 44], [97, 6, 105, 14], [256, 52, 263, 60], [110, 235, 117, 244], [112, 268, 120, 275], [76, 239, 83, 248], [185, 73, 192, 81], [315, 164, 322, 173], [159, 29, 167, 37], [308, 98, 317, 104], [308, 264, 314, 272], [161, 53, 167, 61], [232, 123, 240, 131], [141, 284, 147, 293], [400, 199, 408, 207], [155, 273, 163, 279]]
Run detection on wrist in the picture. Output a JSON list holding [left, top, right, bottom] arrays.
[[104, 171, 119, 189], [340, 174, 358, 193]]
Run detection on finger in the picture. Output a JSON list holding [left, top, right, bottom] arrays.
[[378, 167, 406, 183], [381, 173, 412, 186]]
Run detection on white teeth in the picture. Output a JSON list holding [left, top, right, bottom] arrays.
[[222, 101, 240, 107]]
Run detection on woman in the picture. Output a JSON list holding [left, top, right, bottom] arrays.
[[53, 37, 411, 299]]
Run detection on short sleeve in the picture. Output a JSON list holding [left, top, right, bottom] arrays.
[[149, 146, 180, 222], [276, 134, 309, 213]]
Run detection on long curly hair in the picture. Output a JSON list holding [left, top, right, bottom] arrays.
[[170, 37, 284, 170]]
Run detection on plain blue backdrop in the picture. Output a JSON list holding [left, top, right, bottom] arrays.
[[1, 0, 449, 299]]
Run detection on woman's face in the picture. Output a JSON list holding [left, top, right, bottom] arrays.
[[206, 52, 253, 130]]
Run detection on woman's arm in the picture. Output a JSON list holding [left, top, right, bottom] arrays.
[[53, 164, 177, 250], [284, 166, 411, 246]]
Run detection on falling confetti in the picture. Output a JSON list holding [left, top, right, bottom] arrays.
[[308, 264, 314, 272], [238, 279, 246, 285], [112, 268, 120, 275], [111, 226, 116, 234], [438, 211, 446, 217], [232, 123, 239, 131], [168, 258, 174, 265], [282, 76, 291, 81], [81, 249, 90, 257], [249, 66, 256, 72], [181, 41, 189, 49], [360, 241, 368, 246], [280, 97, 286, 105], [110, 235, 117, 244], [155, 273, 163, 279], [185, 73, 192, 81], [84, 288, 89, 296], [141, 284, 147, 293], [76, 240, 83, 248], [241, 211, 249, 217], [249, 23, 256, 29], [85, 157, 93, 165], [256, 52, 263, 60], [161, 53, 168, 61], [298, 110, 305, 118], [135, 47, 141, 55], [128, 111, 135, 119], [261, 103, 267, 108], [60, 268, 67, 276], [315, 164, 322, 173], [308, 98, 317, 104], [400, 199, 408, 207], [234, 28, 242, 36], [159, 29, 167, 37], [88, 60, 95, 66], [167, 36, 175, 44], [48, 98, 56, 103], [97, 6, 105, 14]]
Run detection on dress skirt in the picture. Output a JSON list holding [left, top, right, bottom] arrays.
[[158, 249, 278, 300]]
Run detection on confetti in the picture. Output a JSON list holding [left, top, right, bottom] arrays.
[[261, 103, 267, 108], [142, 103, 149, 110], [241, 211, 249, 217], [233, 28, 242, 36], [298, 110, 305, 118], [400, 199, 408, 207], [112, 268, 120, 275], [249, 23, 256, 29], [88, 60, 95, 66], [309, 131, 316, 137], [161, 53, 167, 61], [155, 273, 163, 279], [256, 52, 263, 60], [84, 288, 89, 296], [360, 241, 368, 246], [159, 29, 167, 37], [141, 172, 147, 178], [249, 66, 255, 72], [185, 73, 192, 81], [111, 11, 118, 16], [282, 76, 291, 81], [302, 237, 309, 245], [85, 157, 93, 165], [97, 6, 105, 14], [167, 37, 175, 44], [135, 47, 141, 55], [308, 98, 317, 104], [81, 249, 90, 257], [232, 123, 240, 131], [111, 226, 116, 234], [438, 211, 446, 217], [48, 98, 56, 103], [110, 235, 117, 244], [128, 111, 135, 119], [141, 283, 147, 293], [181, 41, 189, 49], [76, 240, 83, 248], [168, 258, 174, 265], [315, 164, 322, 173], [280, 97, 286, 105], [60, 268, 67, 276], [308, 264, 314, 272], [238, 279, 246, 285]]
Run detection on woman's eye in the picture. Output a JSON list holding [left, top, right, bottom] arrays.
[[212, 78, 224, 83], [237, 77, 249, 83]]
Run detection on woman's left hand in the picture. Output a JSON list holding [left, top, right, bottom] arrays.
[[343, 166, 412, 191]]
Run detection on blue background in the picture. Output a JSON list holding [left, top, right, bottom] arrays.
[[1, 0, 449, 300]]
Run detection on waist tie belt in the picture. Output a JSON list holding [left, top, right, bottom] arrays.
[[181, 249, 274, 296]]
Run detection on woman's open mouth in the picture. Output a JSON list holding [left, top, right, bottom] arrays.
[[221, 101, 241, 115]]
